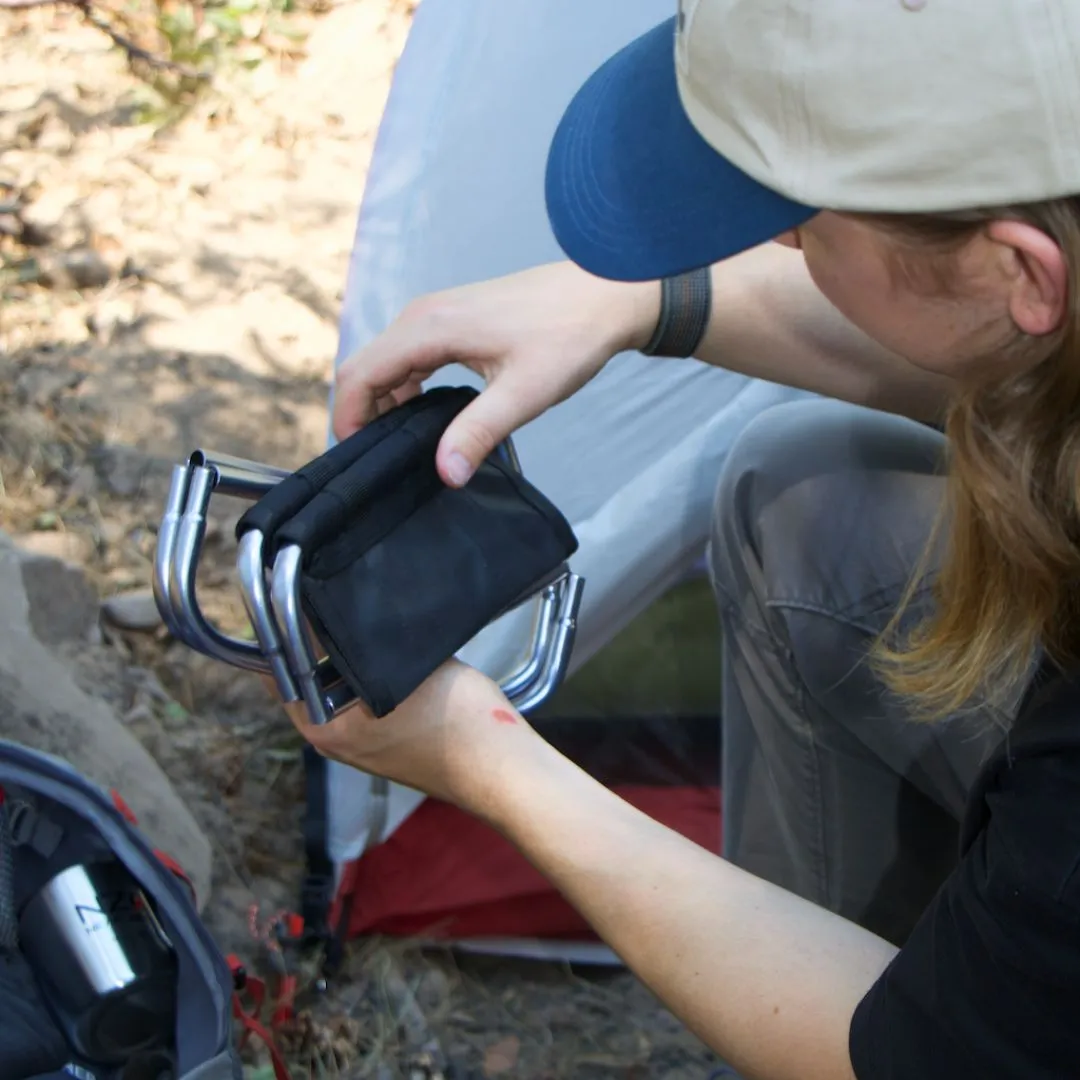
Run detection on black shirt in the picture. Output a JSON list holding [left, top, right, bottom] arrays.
[[849, 662, 1080, 1078]]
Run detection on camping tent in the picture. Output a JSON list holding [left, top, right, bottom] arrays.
[[317, 0, 816, 962]]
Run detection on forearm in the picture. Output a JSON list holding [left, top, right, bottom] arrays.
[[691, 245, 953, 423], [468, 727, 897, 1080]]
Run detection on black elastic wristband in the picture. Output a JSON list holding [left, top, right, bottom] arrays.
[[641, 267, 713, 358]]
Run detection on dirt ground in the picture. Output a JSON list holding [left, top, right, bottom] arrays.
[[0, 5, 727, 1077]]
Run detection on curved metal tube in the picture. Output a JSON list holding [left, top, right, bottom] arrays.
[[498, 580, 560, 702], [153, 464, 193, 639], [270, 545, 329, 725], [167, 466, 268, 672], [236, 530, 300, 701], [157, 451, 288, 670], [188, 449, 291, 498], [511, 572, 584, 715]]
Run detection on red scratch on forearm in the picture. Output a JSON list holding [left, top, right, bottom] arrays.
[[491, 708, 519, 725]]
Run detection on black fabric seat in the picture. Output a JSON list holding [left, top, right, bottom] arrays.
[[236, 386, 579, 717]]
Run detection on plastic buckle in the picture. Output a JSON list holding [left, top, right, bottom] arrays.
[[298, 876, 334, 945]]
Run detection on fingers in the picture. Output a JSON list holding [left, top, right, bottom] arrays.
[[259, 672, 339, 754], [334, 361, 413, 441], [332, 296, 461, 441], [278, 698, 366, 766], [436, 376, 534, 487]]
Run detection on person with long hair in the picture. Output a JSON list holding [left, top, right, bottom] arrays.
[[286, 3, 1080, 1076]]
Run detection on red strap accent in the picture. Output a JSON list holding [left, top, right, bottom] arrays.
[[0, 785, 7, 806], [232, 975, 292, 1080], [111, 789, 139, 825], [270, 974, 297, 1027], [152, 847, 197, 905], [110, 789, 197, 903], [234, 972, 267, 1029]]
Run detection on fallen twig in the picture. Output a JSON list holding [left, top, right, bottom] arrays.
[[0, 0, 211, 83], [76, 1, 211, 81]]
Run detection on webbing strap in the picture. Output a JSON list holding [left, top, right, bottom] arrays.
[[232, 992, 292, 1080], [299, 745, 334, 948], [228, 956, 293, 1080], [0, 789, 18, 952]]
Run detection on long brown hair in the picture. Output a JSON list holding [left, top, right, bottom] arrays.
[[868, 197, 1080, 719]]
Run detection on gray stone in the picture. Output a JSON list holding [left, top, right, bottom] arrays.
[[0, 534, 212, 908], [13, 545, 100, 647], [93, 444, 168, 499], [101, 589, 164, 633], [39, 248, 112, 291], [66, 464, 100, 501]]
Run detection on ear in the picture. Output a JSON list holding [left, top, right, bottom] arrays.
[[986, 219, 1068, 337]]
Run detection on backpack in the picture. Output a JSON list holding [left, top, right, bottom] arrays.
[[0, 739, 242, 1080]]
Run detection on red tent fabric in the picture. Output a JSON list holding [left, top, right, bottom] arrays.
[[337, 784, 721, 942]]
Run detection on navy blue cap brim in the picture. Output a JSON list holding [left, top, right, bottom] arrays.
[[545, 16, 817, 283]]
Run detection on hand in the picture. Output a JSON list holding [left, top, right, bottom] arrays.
[[277, 659, 535, 812], [331, 261, 660, 487]]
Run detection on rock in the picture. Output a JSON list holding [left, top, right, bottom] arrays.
[[39, 248, 112, 291], [0, 533, 212, 909], [18, 218, 54, 248], [14, 546, 100, 647], [102, 589, 163, 633], [99, 518, 128, 547], [0, 411, 52, 464], [92, 444, 160, 499], [91, 444, 166, 499], [15, 364, 82, 408], [66, 464, 100, 502]]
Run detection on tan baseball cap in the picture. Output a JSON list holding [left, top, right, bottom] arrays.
[[545, 0, 1080, 282]]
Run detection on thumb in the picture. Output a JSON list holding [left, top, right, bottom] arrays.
[[436, 380, 528, 487]]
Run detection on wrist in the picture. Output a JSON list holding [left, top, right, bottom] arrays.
[[454, 726, 573, 836], [591, 272, 663, 356], [436, 672, 546, 815]]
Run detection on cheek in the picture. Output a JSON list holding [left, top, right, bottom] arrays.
[[802, 250, 985, 375], [801, 248, 941, 365], [801, 248, 888, 331]]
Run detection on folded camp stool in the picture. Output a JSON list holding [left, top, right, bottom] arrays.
[[152, 387, 585, 729]]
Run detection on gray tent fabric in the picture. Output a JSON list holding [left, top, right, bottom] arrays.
[[327, 0, 815, 892]]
